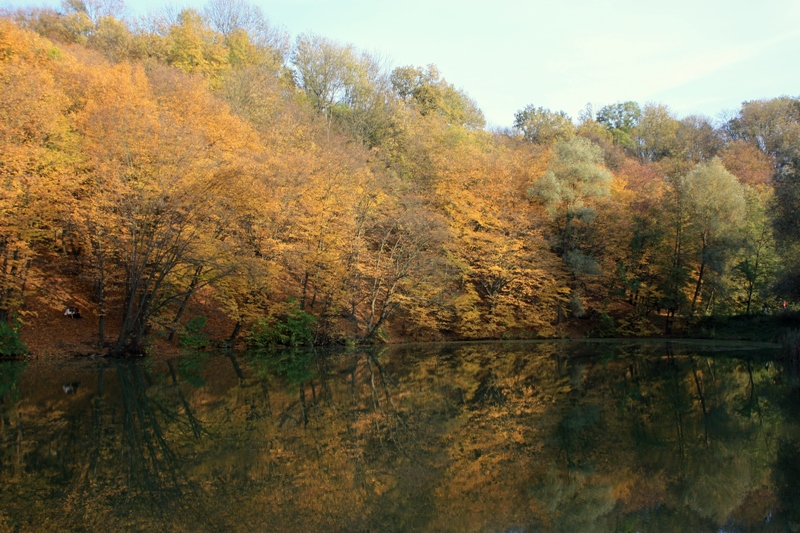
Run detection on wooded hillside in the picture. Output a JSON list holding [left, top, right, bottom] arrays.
[[1, 1, 799, 354]]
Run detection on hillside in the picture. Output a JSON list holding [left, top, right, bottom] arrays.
[[1, 5, 799, 356]]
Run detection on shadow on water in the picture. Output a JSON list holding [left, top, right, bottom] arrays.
[[105, 358, 221, 527], [774, 438, 800, 527], [0, 356, 232, 532], [0, 339, 798, 532]]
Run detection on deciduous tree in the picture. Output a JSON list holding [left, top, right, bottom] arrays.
[[681, 158, 746, 313], [529, 136, 613, 267], [513, 105, 573, 145]]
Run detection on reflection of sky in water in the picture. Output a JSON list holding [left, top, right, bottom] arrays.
[[0, 340, 796, 532]]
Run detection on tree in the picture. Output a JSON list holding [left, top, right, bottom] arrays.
[[596, 100, 640, 149], [529, 136, 613, 266], [165, 9, 229, 80], [359, 205, 446, 341], [726, 99, 800, 231], [632, 103, 680, 162], [597, 101, 641, 132], [728, 98, 800, 295], [676, 115, 723, 163], [291, 33, 398, 145], [88, 15, 137, 62], [61, 0, 124, 25], [682, 158, 746, 313], [390, 64, 485, 129], [74, 63, 255, 354], [291, 33, 365, 115], [719, 140, 774, 186], [203, 0, 288, 56], [734, 186, 776, 313], [513, 105, 573, 145], [0, 21, 75, 323], [726, 97, 800, 163]]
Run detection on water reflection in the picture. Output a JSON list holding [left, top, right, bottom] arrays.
[[0, 340, 798, 532]]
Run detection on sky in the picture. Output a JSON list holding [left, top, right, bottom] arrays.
[[3, 0, 800, 128]]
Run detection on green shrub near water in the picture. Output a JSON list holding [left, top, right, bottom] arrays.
[[592, 313, 617, 338], [177, 316, 209, 350], [247, 300, 318, 383], [0, 360, 26, 401], [0, 315, 27, 357], [248, 299, 317, 348]]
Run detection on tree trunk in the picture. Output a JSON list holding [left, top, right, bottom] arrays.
[[95, 242, 106, 348], [745, 245, 761, 315], [300, 271, 309, 310], [690, 233, 708, 314], [224, 321, 242, 349], [167, 265, 204, 342]]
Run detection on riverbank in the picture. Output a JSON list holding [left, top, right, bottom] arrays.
[[8, 256, 798, 358]]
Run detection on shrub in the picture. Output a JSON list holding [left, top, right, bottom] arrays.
[[177, 316, 209, 350], [0, 315, 27, 357], [249, 299, 317, 348], [593, 313, 617, 338]]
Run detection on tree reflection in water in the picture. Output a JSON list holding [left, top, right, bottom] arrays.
[[0, 357, 230, 531], [0, 341, 798, 532]]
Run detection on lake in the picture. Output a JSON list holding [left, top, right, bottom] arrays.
[[1, 340, 798, 532]]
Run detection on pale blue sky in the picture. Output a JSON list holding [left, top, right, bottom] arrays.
[[4, 0, 800, 128]]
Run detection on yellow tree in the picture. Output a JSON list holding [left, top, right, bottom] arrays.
[[165, 9, 229, 82], [357, 200, 447, 341], [0, 21, 77, 322], [74, 60, 257, 353], [411, 120, 568, 338]]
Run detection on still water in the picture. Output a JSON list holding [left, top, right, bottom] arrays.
[[1, 340, 798, 532]]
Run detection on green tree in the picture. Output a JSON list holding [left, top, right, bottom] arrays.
[[682, 158, 746, 313], [633, 103, 680, 162], [390, 64, 485, 129], [734, 186, 776, 313], [513, 104, 574, 145], [291, 33, 366, 115], [596, 100, 640, 149], [87, 15, 137, 61], [529, 137, 613, 273], [728, 98, 800, 262], [292, 33, 397, 144], [726, 97, 800, 163], [733, 99, 800, 298]]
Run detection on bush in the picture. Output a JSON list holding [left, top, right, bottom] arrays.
[[177, 316, 209, 350], [249, 299, 317, 347], [592, 313, 617, 338], [0, 315, 27, 357]]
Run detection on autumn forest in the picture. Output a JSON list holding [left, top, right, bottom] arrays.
[[2, 0, 800, 356]]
